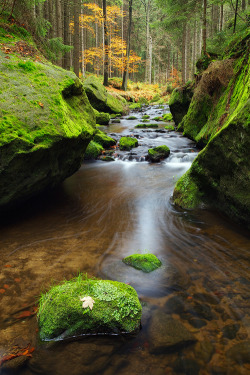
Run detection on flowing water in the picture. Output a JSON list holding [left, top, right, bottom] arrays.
[[0, 105, 249, 375]]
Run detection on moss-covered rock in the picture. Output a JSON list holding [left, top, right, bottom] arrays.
[[165, 125, 175, 131], [119, 137, 138, 151], [142, 115, 150, 119], [93, 109, 110, 125], [179, 60, 234, 144], [173, 34, 250, 228], [135, 124, 158, 129], [148, 145, 170, 162], [84, 141, 104, 160], [122, 253, 162, 273], [169, 83, 194, 125], [163, 113, 173, 122], [93, 130, 116, 148], [100, 156, 115, 162], [0, 52, 95, 209], [38, 277, 142, 340], [127, 116, 137, 120], [83, 76, 125, 114]]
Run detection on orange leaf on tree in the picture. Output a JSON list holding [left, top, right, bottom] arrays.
[[14, 278, 21, 282], [3, 284, 9, 289], [0, 289, 5, 294]]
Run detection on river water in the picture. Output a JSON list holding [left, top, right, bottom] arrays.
[[0, 105, 249, 375]]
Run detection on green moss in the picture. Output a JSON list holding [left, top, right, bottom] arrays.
[[122, 253, 162, 273], [84, 141, 104, 160], [152, 116, 163, 121], [148, 145, 170, 162], [127, 116, 137, 120], [18, 61, 36, 72], [129, 103, 141, 110], [83, 76, 125, 114], [142, 115, 150, 119], [93, 109, 110, 125], [119, 136, 138, 151], [163, 113, 173, 122], [135, 124, 158, 129], [173, 50, 250, 227], [165, 125, 175, 131], [173, 172, 203, 209], [169, 85, 194, 125], [93, 130, 116, 148], [0, 52, 95, 208], [38, 276, 142, 340], [100, 155, 115, 162]]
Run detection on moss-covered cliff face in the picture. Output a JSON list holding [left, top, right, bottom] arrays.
[[0, 52, 95, 209], [173, 31, 250, 228]]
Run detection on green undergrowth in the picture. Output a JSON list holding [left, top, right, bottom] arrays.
[[38, 275, 142, 340], [122, 253, 162, 273]]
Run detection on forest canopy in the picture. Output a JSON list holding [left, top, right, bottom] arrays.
[[0, 0, 249, 86]]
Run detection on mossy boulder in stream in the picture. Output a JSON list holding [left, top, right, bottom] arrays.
[[93, 109, 110, 125], [173, 31, 250, 228], [169, 82, 194, 125], [119, 137, 138, 150], [84, 141, 104, 160], [38, 277, 142, 340], [0, 53, 95, 209], [83, 76, 125, 114], [148, 145, 170, 162], [122, 253, 162, 273], [93, 130, 116, 148]]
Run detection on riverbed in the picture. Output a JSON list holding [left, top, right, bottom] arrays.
[[0, 105, 249, 374]]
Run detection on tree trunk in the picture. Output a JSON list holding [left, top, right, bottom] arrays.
[[202, 0, 207, 53], [220, 4, 224, 32], [73, 0, 81, 77], [233, 0, 239, 33], [63, 0, 71, 70], [103, 0, 109, 86], [181, 23, 186, 83], [122, 0, 133, 91]]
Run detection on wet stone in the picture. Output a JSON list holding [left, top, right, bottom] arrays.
[[226, 341, 250, 363], [173, 357, 200, 375], [222, 324, 240, 339], [148, 310, 196, 354], [165, 295, 186, 314], [193, 292, 219, 305], [188, 317, 207, 328], [186, 301, 215, 321], [195, 340, 215, 363]]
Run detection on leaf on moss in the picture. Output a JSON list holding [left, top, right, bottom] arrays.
[[80, 296, 95, 310]]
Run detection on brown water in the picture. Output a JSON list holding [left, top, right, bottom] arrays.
[[0, 105, 249, 375]]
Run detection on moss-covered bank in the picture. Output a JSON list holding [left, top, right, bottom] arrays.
[[0, 49, 95, 209], [173, 31, 250, 228], [38, 276, 142, 340]]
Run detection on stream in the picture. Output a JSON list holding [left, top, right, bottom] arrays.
[[0, 105, 249, 375]]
